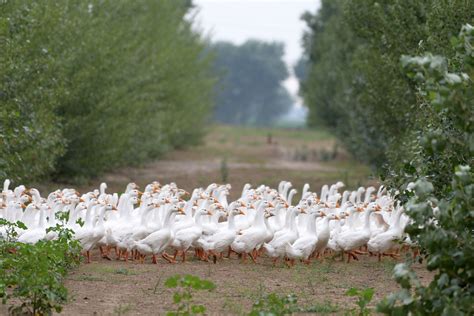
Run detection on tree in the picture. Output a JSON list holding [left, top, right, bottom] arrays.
[[212, 40, 293, 126]]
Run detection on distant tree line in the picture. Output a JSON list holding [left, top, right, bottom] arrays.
[[1, 0, 215, 182], [212, 40, 294, 126]]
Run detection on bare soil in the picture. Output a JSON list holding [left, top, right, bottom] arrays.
[[31, 125, 430, 315], [61, 253, 432, 315]]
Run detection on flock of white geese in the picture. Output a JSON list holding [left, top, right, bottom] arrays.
[[0, 179, 412, 266]]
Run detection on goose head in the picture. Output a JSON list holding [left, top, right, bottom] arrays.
[[196, 208, 212, 216]]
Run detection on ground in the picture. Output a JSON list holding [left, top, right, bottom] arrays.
[[35, 125, 430, 315]]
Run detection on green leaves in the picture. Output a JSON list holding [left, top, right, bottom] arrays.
[[2, 0, 214, 182], [249, 293, 300, 316], [345, 287, 375, 316], [0, 221, 81, 314], [164, 275, 215, 315]]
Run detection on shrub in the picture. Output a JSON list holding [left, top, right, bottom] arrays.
[[249, 292, 338, 315], [376, 25, 474, 315], [164, 274, 215, 316], [346, 287, 374, 316], [0, 220, 81, 315], [377, 166, 473, 314]]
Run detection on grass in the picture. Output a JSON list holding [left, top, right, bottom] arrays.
[[71, 274, 105, 282], [305, 301, 339, 313], [114, 304, 133, 316], [211, 124, 334, 142]]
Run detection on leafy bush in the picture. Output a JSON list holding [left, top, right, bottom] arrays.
[[301, 1, 473, 313], [374, 25, 473, 315], [249, 292, 338, 315], [0, 220, 81, 315], [1, 0, 215, 181], [378, 166, 473, 314], [346, 287, 374, 316], [164, 274, 215, 316], [249, 293, 299, 316]]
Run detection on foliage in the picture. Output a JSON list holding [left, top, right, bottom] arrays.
[[249, 292, 338, 315], [345, 287, 374, 316], [376, 25, 473, 315], [0, 220, 81, 315], [212, 40, 293, 126], [301, 1, 473, 313], [299, 0, 473, 169], [164, 274, 215, 316], [378, 166, 473, 315], [384, 23, 474, 196], [1, 0, 215, 181], [249, 293, 298, 316], [376, 33, 473, 310]]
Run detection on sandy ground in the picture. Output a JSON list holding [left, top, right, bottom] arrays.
[[60, 253, 432, 315], [23, 125, 428, 315]]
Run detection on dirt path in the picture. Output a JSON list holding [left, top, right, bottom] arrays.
[[41, 125, 410, 315], [62, 253, 432, 315], [41, 125, 373, 201]]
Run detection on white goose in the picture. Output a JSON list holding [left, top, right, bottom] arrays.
[[336, 203, 381, 262], [285, 209, 324, 265], [368, 206, 406, 261]]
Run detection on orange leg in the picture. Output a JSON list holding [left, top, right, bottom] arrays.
[[162, 253, 176, 264], [249, 250, 258, 263], [241, 253, 247, 264]]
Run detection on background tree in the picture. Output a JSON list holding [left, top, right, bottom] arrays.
[[299, 1, 473, 313], [1, 0, 215, 182], [212, 40, 294, 126]]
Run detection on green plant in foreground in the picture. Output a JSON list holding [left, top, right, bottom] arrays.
[[249, 293, 299, 316], [164, 274, 215, 316], [345, 287, 374, 316], [249, 292, 338, 315], [0, 220, 81, 315]]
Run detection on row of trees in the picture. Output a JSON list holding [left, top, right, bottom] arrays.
[[299, 1, 473, 314], [212, 40, 294, 126], [1, 0, 215, 182]]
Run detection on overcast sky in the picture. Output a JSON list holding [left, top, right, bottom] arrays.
[[192, 0, 321, 96]]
